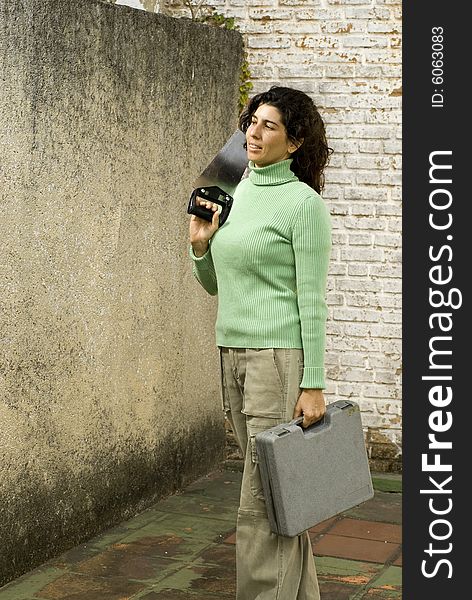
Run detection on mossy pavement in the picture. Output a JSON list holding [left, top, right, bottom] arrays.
[[0, 470, 402, 599]]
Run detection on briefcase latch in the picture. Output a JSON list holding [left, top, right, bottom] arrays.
[[276, 429, 291, 437], [336, 400, 354, 410]]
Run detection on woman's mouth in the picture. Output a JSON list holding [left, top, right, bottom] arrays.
[[248, 143, 262, 151]]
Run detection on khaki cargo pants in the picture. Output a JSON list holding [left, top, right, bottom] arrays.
[[220, 347, 320, 600]]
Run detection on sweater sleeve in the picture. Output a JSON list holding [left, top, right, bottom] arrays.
[[189, 244, 218, 296], [292, 194, 332, 389]]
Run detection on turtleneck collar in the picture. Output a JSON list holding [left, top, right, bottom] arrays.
[[248, 158, 298, 186]]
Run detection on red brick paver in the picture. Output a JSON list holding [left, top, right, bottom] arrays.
[[312, 533, 400, 564], [328, 518, 402, 544]]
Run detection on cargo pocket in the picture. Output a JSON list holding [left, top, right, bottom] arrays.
[[243, 349, 287, 418], [249, 434, 265, 501], [246, 417, 284, 503]]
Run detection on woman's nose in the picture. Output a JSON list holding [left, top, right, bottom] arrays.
[[249, 123, 261, 138]]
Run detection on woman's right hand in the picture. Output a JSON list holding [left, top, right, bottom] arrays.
[[189, 199, 220, 257]]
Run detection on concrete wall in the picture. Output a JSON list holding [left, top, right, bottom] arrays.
[[162, 0, 402, 472], [0, 0, 243, 585]]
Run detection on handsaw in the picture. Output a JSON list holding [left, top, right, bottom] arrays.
[[187, 129, 248, 226]]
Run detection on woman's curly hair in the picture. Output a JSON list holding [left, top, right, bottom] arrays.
[[239, 86, 333, 194]]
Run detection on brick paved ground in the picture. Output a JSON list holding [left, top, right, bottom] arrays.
[[0, 470, 401, 599]]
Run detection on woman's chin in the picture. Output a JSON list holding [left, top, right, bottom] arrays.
[[248, 151, 263, 162]]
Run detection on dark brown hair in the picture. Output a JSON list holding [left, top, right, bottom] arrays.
[[239, 86, 333, 193]]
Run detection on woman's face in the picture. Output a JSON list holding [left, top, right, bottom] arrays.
[[246, 104, 301, 168]]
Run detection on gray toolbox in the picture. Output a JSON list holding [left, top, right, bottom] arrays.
[[255, 400, 374, 537]]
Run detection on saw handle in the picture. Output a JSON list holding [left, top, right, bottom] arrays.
[[187, 186, 233, 227]]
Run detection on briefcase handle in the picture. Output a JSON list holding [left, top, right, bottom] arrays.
[[290, 415, 327, 432], [290, 401, 354, 433]]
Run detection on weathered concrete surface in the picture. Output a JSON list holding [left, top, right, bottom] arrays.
[[0, 0, 243, 585]]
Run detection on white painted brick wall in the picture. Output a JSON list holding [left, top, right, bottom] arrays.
[[124, 0, 402, 467]]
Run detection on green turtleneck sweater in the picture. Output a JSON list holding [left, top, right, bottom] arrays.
[[190, 158, 331, 389]]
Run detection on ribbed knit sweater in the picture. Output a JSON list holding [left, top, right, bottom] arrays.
[[190, 158, 331, 389]]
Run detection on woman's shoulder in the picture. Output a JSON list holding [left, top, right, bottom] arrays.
[[289, 182, 331, 230], [288, 181, 326, 212], [290, 180, 322, 200]]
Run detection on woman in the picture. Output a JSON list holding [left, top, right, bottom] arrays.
[[189, 86, 332, 600]]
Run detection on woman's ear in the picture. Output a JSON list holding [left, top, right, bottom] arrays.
[[288, 138, 304, 154]]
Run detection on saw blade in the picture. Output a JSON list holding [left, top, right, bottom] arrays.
[[192, 129, 248, 193]]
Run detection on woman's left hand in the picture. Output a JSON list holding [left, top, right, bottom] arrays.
[[293, 389, 326, 428]]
